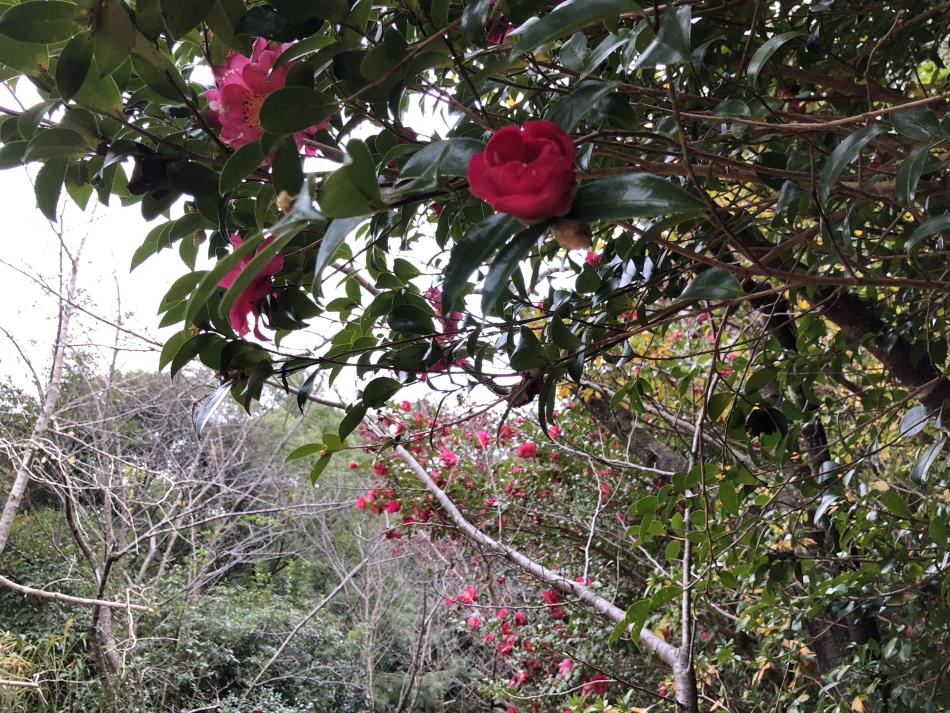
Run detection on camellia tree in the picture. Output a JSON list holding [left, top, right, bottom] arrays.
[[0, 0, 949, 710]]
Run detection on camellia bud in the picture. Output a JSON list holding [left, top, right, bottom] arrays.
[[550, 219, 592, 251], [276, 190, 293, 214]]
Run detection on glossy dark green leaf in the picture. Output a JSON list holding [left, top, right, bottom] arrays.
[[309, 452, 333, 483], [318, 140, 384, 218], [900, 404, 929, 438], [34, 158, 67, 221], [818, 124, 885, 201], [270, 138, 303, 195], [170, 332, 221, 376], [220, 141, 265, 193], [569, 174, 705, 221], [905, 213, 950, 252], [746, 31, 804, 84], [388, 304, 435, 334], [896, 143, 934, 204], [313, 216, 366, 294], [167, 161, 219, 196], [514, 0, 642, 52], [633, 6, 691, 68], [399, 138, 483, 182], [161, 0, 215, 38], [891, 107, 940, 141], [259, 86, 336, 134], [879, 490, 913, 520], [543, 82, 615, 130], [0, 1, 86, 43], [362, 376, 402, 407], [25, 128, 90, 162], [55, 34, 93, 101], [442, 213, 519, 314], [220, 228, 299, 318], [461, 0, 491, 43], [679, 268, 743, 302], [482, 229, 539, 315]]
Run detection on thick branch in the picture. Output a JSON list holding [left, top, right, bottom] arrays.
[[0, 574, 150, 612]]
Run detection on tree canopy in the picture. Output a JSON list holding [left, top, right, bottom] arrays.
[[1, 0, 950, 711]]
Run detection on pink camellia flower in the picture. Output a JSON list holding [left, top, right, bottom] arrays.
[[726, 351, 738, 361], [497, 607, 508, 620], [517, 441, 537, 459], [558, 658, 573, 677], [486, 17, 513, 44], [584, 250, 600, 266], [355, 496, 367, 511], [582, 674, 610, 697], [205, 37, 328, 153], [509, 670, 529, 688], [439, 447, 459, 467], [466, 614, 481, 630], [506, 706, 517, 713], [458, 586, 477, 605], [547, 424, 561, 440], [542, 589, 560, 605], [550, 606, 565, 619], [513, 611, 528, 625], [599, 482, 612, 496], [383, 500, 399, 513], [476, 430, 491, 448], [399, 400, 412, 412], [372, 463, 388, 477], [218, 232, 283, 339], [348, 461, 358, 470]]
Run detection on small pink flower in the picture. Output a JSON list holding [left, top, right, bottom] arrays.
[[719, 367, 733, 378], [476, 430, 491, 448], [205, 37, 328, 154], [355, 496, 367, 511], [399, 400, 412, 412], [599, 482, 612, 496], [497, 641, 514, 656], [575, 576, 591, 585], [383, 500, 399, 513], [458, 586, 477, 605], [558, 658, 573, 677], [547, 424, 561, 440], [466, 614, 481, 630], [483, 632, 495, 643], [486, 17, 513, 44], [372, 463, 388, 477], [542, 589, 559, 605], [513, 612, 528, 625], [506, 706, 517, 713], [509, 670, 529, 687], [443, 597, 456, 607], [582, 674, 610, 697], [726, 351, 738, 361], [700, 630, 711, 641], [439, 447, 459, 467], [550, 606, 565, 619], [584, 250, 600, 266], [348, 461, 358, 470], [218, 233, 283, 339], [517, 441, 537, 459], [497, 607, 509, 620], [696, 311, 710, 323]]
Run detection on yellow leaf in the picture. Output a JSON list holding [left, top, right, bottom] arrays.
[[852, 696, 865, 712], [869, 479, 890, 492]]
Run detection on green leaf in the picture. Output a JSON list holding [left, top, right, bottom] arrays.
[[161, 0, 215, 38], [679, 268, 743, 302], [896, 143, 934, 204], [220, 229, 299, 319], [309, 452, 333, 483], [167, 161, 219, 196], [362, 376, 402, 407], [313, 216, 366, 294], [259, 87, 336, 134], [891, 107, 940, 141], [570, 174, 704, 221], [510, 327, 548, 371], [905, 213, 950, 252], [818, 124, 885, 201], [442, 213, 519, 314], [0, 141, 28, 170], [551, 315, 581, 350], [745, 367, 777, 394], [910, 438, 945, 485], [747, 31, 804, 84], [543, 81, 615, 131], [609, 598, 650, 645], [339, 402, 367, 440], [170, 332, 220, 376], [56, 34, 93, 101], [899, 404, 929, 438], [482, 228, 539, 315], [460, 0, 490, 43], [34, 158, 67, 221], [514, 0, 642, 53], [0, 1, 86, 43], [270, 138, 303, 194], [159, 330, 191, 371], [879, 490, 913, 520], [399, 138, 483, 182], [274, 34, 335, 66], [287, 442, 325, 461], [93, 0, 137, 76], [185, 234, 264, 324], [388, 304, 435, 334], [318, 140, 384, 218], [633, 6, 691, 68], [220, 141, 264, 193], [25, 128, 90, 162]]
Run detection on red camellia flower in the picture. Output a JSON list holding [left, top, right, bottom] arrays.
[[517, 441, 537, 459], [218, 232, 283, 339], [205, 37, 328, 154], [582, 674, 610, 697], [467, 120, 576, 223]]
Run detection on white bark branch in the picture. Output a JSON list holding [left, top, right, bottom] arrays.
[[0, 574, 150, 612]]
